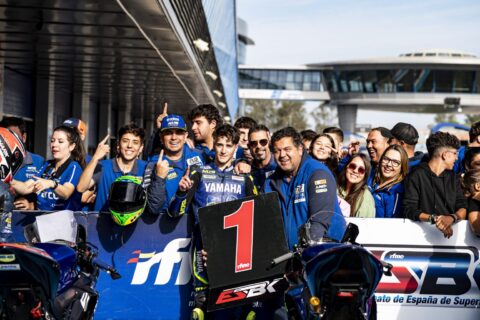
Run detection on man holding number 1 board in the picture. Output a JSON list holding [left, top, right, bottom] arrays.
[[168, 124, 258, 319]]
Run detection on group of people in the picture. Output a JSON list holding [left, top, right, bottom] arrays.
[[2, 104, 480, 319]]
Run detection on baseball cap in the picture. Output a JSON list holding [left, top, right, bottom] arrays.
[[63, 118, 87, 136], [390, 122, 419, 145], [161, 115, 187, 131]]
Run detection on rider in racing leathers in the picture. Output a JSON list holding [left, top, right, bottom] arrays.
[[168, 124, 257, 319]]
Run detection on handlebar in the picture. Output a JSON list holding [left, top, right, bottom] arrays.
[[270, 252, 295, 267], [91, 256, 122, 280]]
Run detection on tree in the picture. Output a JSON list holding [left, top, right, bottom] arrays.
[[311, 103, 338, 132], [273, 101, 307, 130], [465, 114, 480, 126], [243, 99, 307, 131]]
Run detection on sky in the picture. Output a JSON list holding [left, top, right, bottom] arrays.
[[237, 0, 480, 130]]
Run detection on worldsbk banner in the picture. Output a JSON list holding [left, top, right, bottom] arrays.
[[347, 218, 480, 320]]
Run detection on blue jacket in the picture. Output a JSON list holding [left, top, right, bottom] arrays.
[[370, 182, 404, 218], [408, 151, 425, 171], [251, 155, 277, 191], [168, 162, 257, 223], [147, 145, 205, 214], [367, 163, 377, 187], [195, 144, 215, 163], [264, 152, 346, 250]]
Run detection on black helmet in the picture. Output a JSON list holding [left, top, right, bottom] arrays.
[[0, 128, 26, 183], [108, 176, 147, 226]]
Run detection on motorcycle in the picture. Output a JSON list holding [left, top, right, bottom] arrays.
[[271, 217, 392, 320], [0, 210, 121, 320]]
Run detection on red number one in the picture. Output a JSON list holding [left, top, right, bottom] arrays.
[[224, 200, 255, 273]]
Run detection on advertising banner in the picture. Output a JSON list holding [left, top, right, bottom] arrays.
[[348, 218, 480, 320]]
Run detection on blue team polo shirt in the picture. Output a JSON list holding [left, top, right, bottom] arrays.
[[92, 158, 147, 212], [14, 152, 44, 182], [36, 160, 83, 211]]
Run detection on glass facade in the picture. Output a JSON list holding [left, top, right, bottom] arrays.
[[202, 0, 239, 117], [239, 69, 324, 91], [324, 69, 480, 94]]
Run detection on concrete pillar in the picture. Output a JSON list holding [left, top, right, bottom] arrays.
[[98, 96, 112, 142], [337, 104, 358, 133], [72, 91, 91, 147], [34, 77, 56, 157]]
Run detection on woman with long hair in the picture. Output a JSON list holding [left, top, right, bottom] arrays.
[[309, 133, 339, 174], [371, 144, 408, 218], [12, 125, 85, 210], [462, 169, 480, 235], [337, 154, 375, 218]]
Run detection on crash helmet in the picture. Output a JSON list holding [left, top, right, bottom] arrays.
[[0, 128, 26, 183], [108, 175, 147, 226]]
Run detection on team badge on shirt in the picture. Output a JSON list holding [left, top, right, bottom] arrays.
[[314, 179, 328, 193], [294, 184, 306, 203]]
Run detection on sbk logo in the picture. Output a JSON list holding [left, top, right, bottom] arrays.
[[127, 238, 191, 286], [215, 278, 282, 305]]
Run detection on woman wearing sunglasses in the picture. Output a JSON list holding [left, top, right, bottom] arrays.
[[12, 126, 85, 211], [309, 133, 339, 174], [337, 154, 375, 217], [371, 144, 408, 218]]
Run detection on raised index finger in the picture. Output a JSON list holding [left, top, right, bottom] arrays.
[[163, 102, 168, 115], [100, 134, 110, 145], [157, 149, 164, 163]]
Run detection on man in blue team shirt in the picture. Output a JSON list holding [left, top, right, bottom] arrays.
[[77, 124, 147, 212], [264, 127, 346, 250], [146, 114, 205, 214], [248, 124, 276, 191], [0, 117, 44, 210], [188, 104, 223, 162]]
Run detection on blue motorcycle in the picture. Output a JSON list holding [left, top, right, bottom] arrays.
[[272, 220, 392, 320], [0, 214, 120, 320]]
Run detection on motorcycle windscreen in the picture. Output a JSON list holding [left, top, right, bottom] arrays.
[[0, 243, 60, 301], [303, 244, 384, 298]]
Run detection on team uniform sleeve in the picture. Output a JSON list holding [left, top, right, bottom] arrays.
[[147, 174, 167, 215], [307, 170, 337, 240], [402, 173, 422, 220], [167, 169, 201, 218], [62, 163, 82, 187]]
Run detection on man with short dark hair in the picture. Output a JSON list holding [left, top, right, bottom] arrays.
[[454, 120, 480, 174], [390, 122, 424, 169], [264, 127, 346, 250], [77, 124, 147, 212], [403, 131, 467, 238], [188, 104, 223, 161], [234, 116, 257, 161], [300, 129, 317, 150], [248, 124, 276, 190], [366, 127, 393, 186]]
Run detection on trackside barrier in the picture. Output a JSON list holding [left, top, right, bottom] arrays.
[[9, 212, 480, 319]]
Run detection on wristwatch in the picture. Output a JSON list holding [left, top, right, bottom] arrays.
[[51, 180, 59, 189], [428, 214, 437, 224]]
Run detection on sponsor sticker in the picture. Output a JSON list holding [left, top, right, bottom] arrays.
[[0, 254, 15, 263], [0, 264, 20, 271]]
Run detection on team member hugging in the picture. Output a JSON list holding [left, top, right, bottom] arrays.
[[168, 124, 257, 319], [403, 131, 467, 238], [76, 124, 147, 212]]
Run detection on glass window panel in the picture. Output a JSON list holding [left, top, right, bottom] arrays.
[[312, 72, 321, 83], [347, 71, 363, 92], [294, 82, 302, 90], [377, 70, 395, 92], [304, 72, 312, 83], [435, 70, 454, 92], [393, 69, 414, 92], [303, 82, 312, 91], [324, 72, 338, 92], [286, 71, 295, 82], [362, 70, 377, 93], [295, 71, 303, 83], [312, 82, 321, 91], [338, 72, 349, 92], [278, 71, 287, 84], [476, 71, 480, 93], [453, 71, 474, 93], [415, 69, 433, 92], [286, 82, 295, 90], [252, 70, 261, 79], [269, 70, 278, 86]]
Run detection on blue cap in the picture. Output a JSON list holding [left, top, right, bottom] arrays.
[[161, 115, 187, 131]]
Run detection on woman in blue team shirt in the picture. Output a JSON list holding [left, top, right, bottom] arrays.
[[13, 126, 85, 210], [371, 144, 408, 218]]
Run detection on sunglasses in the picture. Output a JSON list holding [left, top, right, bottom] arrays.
[[347, 162, 366, 175], [248, 139, 269, 148]]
